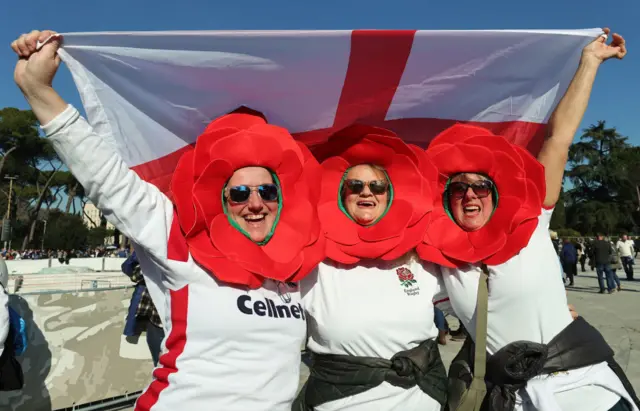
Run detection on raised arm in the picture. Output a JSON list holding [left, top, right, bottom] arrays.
[[12, 31, 174, 257], [538, 28, 627, 208]]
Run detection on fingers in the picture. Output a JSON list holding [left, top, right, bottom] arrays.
[[596, 27, 610, 44], [38, 30, 58, 43], [9, 30, 59, 58], [39, 36, 62, 60], [611, 33, 627, 59], [11, 31, 38, 57], [13, 34, 30, 57]]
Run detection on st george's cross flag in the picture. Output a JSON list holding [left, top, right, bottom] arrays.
[[57, 28, 601, 193]]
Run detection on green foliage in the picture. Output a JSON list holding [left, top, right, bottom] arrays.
[[42, 210, 88, 250], [87, 227, 115, 248], [565, 121, 639, 235], [549, 187, 566, 229], [555, 228, 582, 238]]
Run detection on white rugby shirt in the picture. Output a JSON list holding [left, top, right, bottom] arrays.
[[301, 256, 449, 411]]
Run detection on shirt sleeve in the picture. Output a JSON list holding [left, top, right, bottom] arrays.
[[43, 106, 174, 260], [539, 207, 554, 231]]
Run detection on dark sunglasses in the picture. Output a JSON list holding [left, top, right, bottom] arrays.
[[227, 184, 279, 203], [344, 179, 389, 195], [448, 180, 494, 199]]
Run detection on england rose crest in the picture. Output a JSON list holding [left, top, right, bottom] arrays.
[[396, 267, 417, 288]]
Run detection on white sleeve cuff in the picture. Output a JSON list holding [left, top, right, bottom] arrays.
[[40, 104, 80, 137]]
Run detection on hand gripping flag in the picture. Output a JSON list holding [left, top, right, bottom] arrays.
[[57, 29, 601, 194]]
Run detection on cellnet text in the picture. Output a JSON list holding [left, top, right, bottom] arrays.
[[237, 295, 306, 320]]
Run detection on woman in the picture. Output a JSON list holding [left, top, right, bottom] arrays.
[[296, 125, 451, 410], [418, 30, 638, 411], [12, 30, 325, 411]]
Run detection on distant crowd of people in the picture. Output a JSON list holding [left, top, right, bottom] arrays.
[[0, 247, 131, 261], [550, 231, 638, 292]]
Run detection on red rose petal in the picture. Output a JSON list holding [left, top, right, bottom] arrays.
[[171, 149, 198, 233], [358, 199, 412, 242], [326, 240, 360, 265], [382, 214, 431, 261], [429, 124, 495, 148], [430, 144, 495, 177], [202, 110, 267, 135], [192, 160, 232, 229], [264, 201, 311, 264], [318, 202, 360, 245], [346, 237, 403, 260], [341, 139, 397, 168]]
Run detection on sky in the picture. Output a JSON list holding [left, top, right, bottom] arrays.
[[1, 0, 638, 149]]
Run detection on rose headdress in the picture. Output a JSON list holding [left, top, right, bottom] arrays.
[[417, 124, 546, 267], [169, 109, 325, 288], [313, 124, 438, 264]]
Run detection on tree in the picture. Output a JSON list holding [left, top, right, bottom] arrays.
[[87, 227, 115, 248], [549, 185, 566, 229], [62, 172, 85, 214], [42, 210, 88, 251], [0, 108, 40, 178], [0, 107, 66, 249], [565, 121, 638, 235]]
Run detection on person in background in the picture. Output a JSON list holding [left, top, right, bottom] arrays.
[[122, 251, 164, 366], [550, 230, 561, 256], [616, 234, 635, 280], [561, 238, 578, 286], [609, 237, 622, 291], [594, 234, 617, 294], [434, 307, 449, 345], [587, 238, 597, 271], [578, 238, 588, 272]]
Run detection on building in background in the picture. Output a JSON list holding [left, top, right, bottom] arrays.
[[82, 201, 124, 246]]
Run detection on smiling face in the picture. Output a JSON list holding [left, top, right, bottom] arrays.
[[226, 166, 279, 243], [448, 173, 495, 232], [342, 164, 390, 226]]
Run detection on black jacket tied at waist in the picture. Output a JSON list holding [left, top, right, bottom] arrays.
[[292, 338, 447, 410], [482, 317, 640, 411]]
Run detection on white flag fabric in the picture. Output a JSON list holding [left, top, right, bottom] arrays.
[[58, 29, 601, 193]]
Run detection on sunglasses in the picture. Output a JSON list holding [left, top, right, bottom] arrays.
[[226, 184, 279, 203], [344, 179, 389, 195], [448, 180, 494, 199]]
